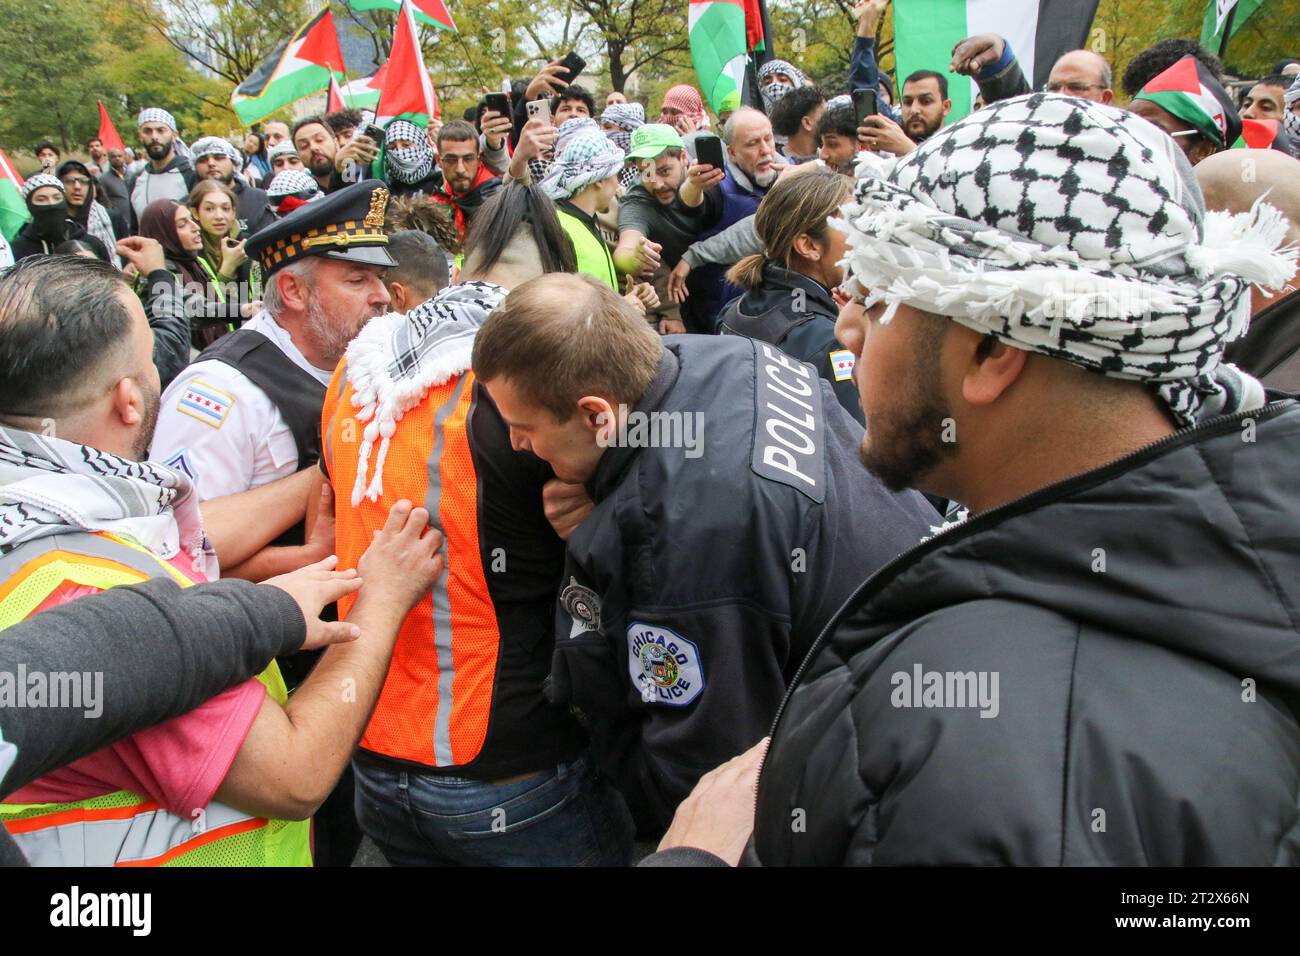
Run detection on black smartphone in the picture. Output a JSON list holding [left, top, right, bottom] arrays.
[[558, 51, 587, 85], [484, 92, 510, 115], [360, 123, 386, 144], [695, 134, 726, 171], [852, 88, 878, 127]]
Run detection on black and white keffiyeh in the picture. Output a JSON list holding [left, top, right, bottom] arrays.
[[0, 426, 216, 578], [836, 93, 1298, 427], [21, 173, 62, 200], [1285, 76, 1300, 142], [190, 136, 242, 166], [384, 120, 436, 185], [757, 59, 808, 112], [342, 282, 508, 504], [136, 108, 177, 131]]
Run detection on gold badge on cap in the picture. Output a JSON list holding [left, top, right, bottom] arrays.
[[364, 187, 389, 228]]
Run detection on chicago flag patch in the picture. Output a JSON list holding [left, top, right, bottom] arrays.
[[627, 623, 704, 707], [829, 349, 855, 382], [176, 380, 235, 429]]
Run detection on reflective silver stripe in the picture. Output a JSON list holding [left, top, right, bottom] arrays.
[[0, 531, 170, 583], [8, 800, 257, 866], [425, 375, 470, 766]]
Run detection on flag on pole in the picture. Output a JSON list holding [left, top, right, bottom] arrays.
[[893, 0, 1100, 123], [231, 5, 348, 125], [96, 101, 126, 153], [689, 0, 748, 113], [328, 71, 347, 112], [345, 0, 456, 31], [374, 0, 440, 127], [0, 147, 28, 242], [1201, 1, 1267, 56], [340, 69, 385, 111]]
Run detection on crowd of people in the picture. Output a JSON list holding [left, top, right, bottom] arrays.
[[1, 0, 1299, 868]]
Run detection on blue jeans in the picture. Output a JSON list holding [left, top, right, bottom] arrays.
[[353, 755, 635, 866]]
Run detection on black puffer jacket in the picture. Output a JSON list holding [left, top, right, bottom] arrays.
[[751, 397, 1300, 865], [718, 264, 863, 425]]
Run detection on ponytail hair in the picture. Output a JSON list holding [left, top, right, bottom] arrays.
[[725, 165, 852, 288]]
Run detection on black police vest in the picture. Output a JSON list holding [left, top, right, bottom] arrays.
[[196, 328, 328, 546]]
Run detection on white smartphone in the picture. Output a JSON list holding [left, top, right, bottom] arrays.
[[526, 99, 551, 124]]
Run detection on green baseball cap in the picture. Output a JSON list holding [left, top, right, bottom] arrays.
[[625, 123, 685, 160]]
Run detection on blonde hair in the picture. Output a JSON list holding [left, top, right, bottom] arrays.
[[727, 165, 852, 289], [186, 179, 240, 272]]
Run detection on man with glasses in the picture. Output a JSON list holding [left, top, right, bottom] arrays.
[[1044, 50, 1114, 104], [429, 120, 501, 242], [950, 34, 1115, 107]]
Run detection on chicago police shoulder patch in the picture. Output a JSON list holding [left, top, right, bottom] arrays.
[[561, 577, 602, 638], [176, 379, 235, 429], [627, 622, 705, 707]]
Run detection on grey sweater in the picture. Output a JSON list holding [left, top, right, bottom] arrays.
[[0, 577, 306, 865]]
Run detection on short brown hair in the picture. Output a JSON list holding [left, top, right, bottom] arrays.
[[437, 120, 480, 153], [472, 273, 662, 420]]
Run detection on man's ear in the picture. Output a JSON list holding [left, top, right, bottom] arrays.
[[942, 99, 953, 118], [958, 330, 1027, 407], [388, 281, 407, 313], [577, 395, 617, 443], [111, 377, 145, 429]]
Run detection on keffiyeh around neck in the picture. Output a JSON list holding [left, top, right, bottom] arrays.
[[0, 426, 216, 579], [343, 282, 508, 503], [836, 93, 1298, 428], [385, 120, 436, 185]]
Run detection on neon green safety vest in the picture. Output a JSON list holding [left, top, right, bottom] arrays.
[[0, 531, 312, 867], [558, 208, 619, 291]]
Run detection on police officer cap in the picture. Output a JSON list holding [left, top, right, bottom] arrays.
[[244, 178, 397, 276]]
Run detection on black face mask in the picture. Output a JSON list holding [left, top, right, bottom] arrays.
[[28, 200, 70, 241]]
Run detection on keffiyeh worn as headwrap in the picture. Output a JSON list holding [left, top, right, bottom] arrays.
[[384, 120, 436, 185], [1285, 76, 1300, 142], [555, 117, 601, 153], [189, 136, 242, 165], [661, 85, 710, 132], [539, 131, 626, 201], [266, 170, 322, 216], [137, 108, 177, 131], [757, 59, 808, 111], [21, 173, 63, 200], [267, 141, 298, 163], [835, 93, 1298, 428], [601, 102, 645, 133]]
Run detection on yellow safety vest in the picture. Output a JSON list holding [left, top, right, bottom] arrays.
[[558, 208, 619, 291], [0, 530, 312, 867]]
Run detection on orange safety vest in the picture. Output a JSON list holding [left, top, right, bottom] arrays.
[[322, 362, 502, 768], [0, 529, 312, 866]]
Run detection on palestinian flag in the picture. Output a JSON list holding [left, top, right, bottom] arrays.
[[1201, 0, 1267, 57], [374, 0, 440, 127], [231, 6, 347, 125], [345, 0, 456, 31], [1134, 55, 1241, 149], [340, 71, 384, 111], [1231, 117, 1289, 151], [893, 0, 1100, 123], [0, 147, 27, 242], [690, 0, 748, 113], [96, 100, 126, 153]]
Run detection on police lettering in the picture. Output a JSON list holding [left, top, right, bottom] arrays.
[[752, 343, 825, 501]]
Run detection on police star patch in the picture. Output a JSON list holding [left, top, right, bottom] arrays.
[[561, 577, 602, 638], [830, 349, 855, 382], [176, 380, 235, 429], [627, 623, 704, 707]]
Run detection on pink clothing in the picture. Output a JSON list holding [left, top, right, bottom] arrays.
[[3, 559, 267, 818]]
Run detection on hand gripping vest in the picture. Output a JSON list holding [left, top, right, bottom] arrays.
[[0, 530, 312, 866]]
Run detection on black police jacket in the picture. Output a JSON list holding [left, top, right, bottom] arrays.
[[752, 397, 1300, 865], [547, 335, 935, 832], [718, 263, 864, 425]]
